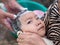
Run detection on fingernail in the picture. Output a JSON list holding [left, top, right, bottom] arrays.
[[17, 31, 23, 36], [14, 15, 17, 19]]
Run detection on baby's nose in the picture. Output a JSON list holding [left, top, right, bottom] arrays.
[[36, 21, 41, 26]]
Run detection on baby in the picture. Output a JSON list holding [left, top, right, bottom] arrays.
[[11, 10, 54, 45]]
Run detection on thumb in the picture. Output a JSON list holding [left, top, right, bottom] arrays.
[[5, 12, 17, 19]]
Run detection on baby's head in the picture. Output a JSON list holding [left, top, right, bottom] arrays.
[[16, 10, 46, 37]]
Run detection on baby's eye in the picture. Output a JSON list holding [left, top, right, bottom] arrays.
[[40, 16, 44, 21], [27, 20, 32, 24], [36, 17, 39, 20]]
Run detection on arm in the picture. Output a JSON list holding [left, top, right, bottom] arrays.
[[2, 0, 24, 14], [0, 0, 24, 30], [17, 32, 46, 45], [0, 9, 16, 30], [46, 0, 60, 45]]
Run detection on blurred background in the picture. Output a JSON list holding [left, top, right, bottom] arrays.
[[33, 0, 54, 8], [0, 0, 55, 45]]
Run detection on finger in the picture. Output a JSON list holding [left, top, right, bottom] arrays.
[[17, 33, 43, 45], [2, 19, 12, 30], [18, 32, 40, 39], [18, 32, 33, 39], [17, 33, 42, 44], [17, 37, 37, 45], [18, 43, 31, 45], [17, 34, 35, 43], [4, 12, 17, 19]]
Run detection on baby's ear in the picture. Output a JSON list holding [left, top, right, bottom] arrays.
[[33, 10, 44, 16]]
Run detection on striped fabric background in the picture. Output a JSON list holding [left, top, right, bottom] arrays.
[[45, 0, 60, 45]]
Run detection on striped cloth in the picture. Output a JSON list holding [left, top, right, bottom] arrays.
[[45, 0, 60, 45]]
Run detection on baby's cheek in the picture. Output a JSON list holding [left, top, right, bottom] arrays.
[[25, 26, 37, 32], [27, 26, 37, 33]]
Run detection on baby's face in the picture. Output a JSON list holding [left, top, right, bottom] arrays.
[[18, 12, 45, 37]]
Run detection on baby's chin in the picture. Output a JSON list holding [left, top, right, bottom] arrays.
[[37, 32, 45, 37], [37, 29, 46, 37]]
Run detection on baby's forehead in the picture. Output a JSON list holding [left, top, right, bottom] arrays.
[[24, 12, 35, 16], [18, 12, 36, 20], [17, 10, 45, 22]]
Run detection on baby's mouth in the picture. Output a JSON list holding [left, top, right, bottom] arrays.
[[38, 26, 44, 31]]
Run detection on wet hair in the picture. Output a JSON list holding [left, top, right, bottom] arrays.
[[33, 10, 45, 21], [10, 10, 32, 34], [10, 10, 27, 34]]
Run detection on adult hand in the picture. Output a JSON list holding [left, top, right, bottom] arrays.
[[0, 9, 16, 30], [17, 32, 46, 45], [2, 0, 24, 14]]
